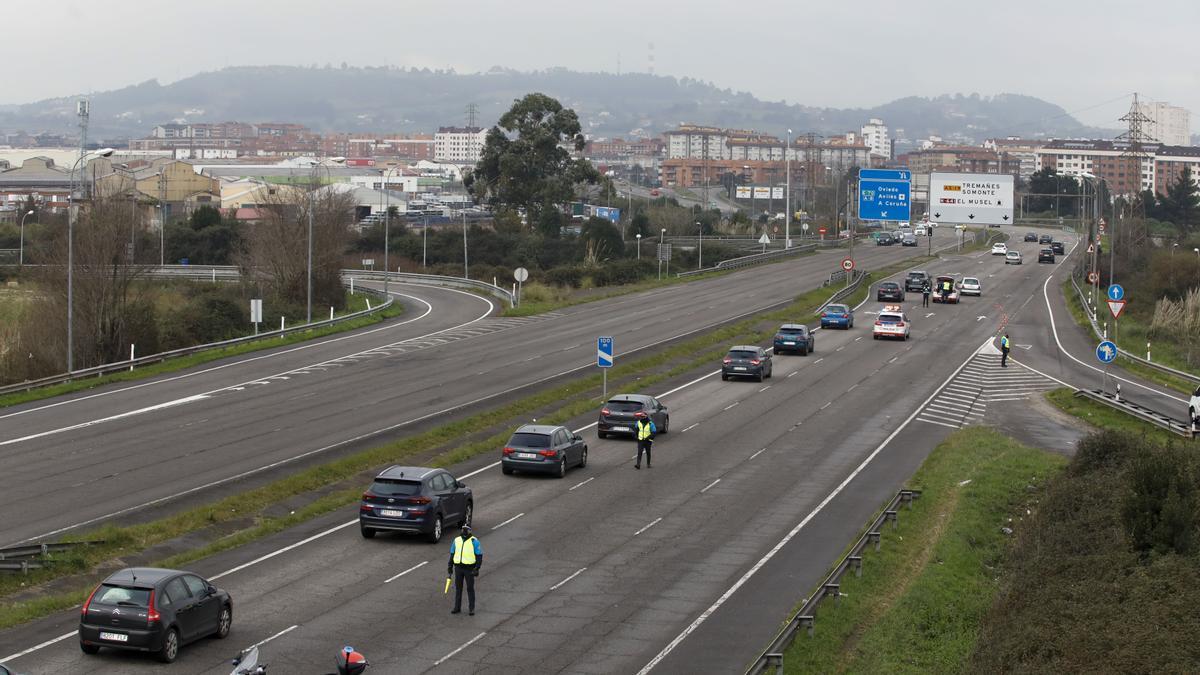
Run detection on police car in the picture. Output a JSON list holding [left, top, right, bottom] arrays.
[[872, 305, 910, 341], [1190, 385, 1200, 429]]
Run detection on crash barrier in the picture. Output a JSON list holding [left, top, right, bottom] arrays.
[[1069, 271, 1200, 386], [745, 489, 922, 675], [0, 541, 104, 574], [817, 270, 866, 312], [1072, 389, 1196, 439], [0, 276, 392, 396], [675, 244, 819, 278]]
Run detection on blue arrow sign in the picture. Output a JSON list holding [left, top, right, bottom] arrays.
[[858, 178, 911, 222], [597, 336, 614, 368], [859, 168, 911, 181], [1096, 340, 1117, 364], [1106, 284, 1125, 301]]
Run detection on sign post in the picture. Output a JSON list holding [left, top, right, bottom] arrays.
[[657, 243, 671, 279], [758, 233, 770, 254], [597, 336, 614, 399], [513, 267, 529, 308], [1107, 284, 1126, 343], [1096, 339, 1117, 392], [250, 298, 263, 336]]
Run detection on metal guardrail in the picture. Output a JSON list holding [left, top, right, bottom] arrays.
[[816, 270, 866, 313], [675, 244, 819, 278], [344, 270, 514, 306], [1073, 389, 1196, 438], [747, 489, 922, 675], [1068, 271, 1200, 385], [0, 540, 103, 574]]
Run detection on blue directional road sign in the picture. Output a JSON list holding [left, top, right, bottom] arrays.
[[1096, 340, 1117, 364], [1106, 284, 1125, 301], [597, 336, 614, 368], [858, 169, 911, 222]]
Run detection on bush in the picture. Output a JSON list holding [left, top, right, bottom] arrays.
[[589, 259, 656, 286], [1122, 443, 1198, 556], [543, 266, 584, 288], [1071, 429, 1136, 475]]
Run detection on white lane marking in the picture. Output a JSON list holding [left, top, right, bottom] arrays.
[[918, 417, 962, 429], [814, 358, 824, 364], [847, 384, 859, 392], [634, 517, 663, 536], [434, 632, 487, 667], [986, 395, 1035, 402], [749, 448, 767, 460], [250, 624, 299, 649], [550, 567, 587, 591], [700, 478, 721, 493], [1, 631, 76, 665], [569, 477, 595, 491], [723, 402, 740, 411], [490, 513, 524, 531], [835, 346, 845, 352], [210, 519, 358, 582], [759, 385, 771, 392], [820, 402, 832, 410], [0, 394, 210, 447], [635, 337, 989, 675], [888, 356, 899, 363], [787, 371, 798, 378], [385, 560, 429, 583], [854, 336, 863, 341], [682, 423, 699, 432], [925, 312, 935, 318]]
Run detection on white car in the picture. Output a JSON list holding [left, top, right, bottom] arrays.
[[991, 243, 1008, 256], [1005, 250, 1023, 265], [873, 305, 910, 341], [1190, 386, 1199, 429], [961, 277, 982, 296], [914, 225, 927, 236]]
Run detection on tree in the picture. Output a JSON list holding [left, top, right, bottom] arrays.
[[465, 93, 601, 227], [165, 205, 241, 265], [580, 217, 623, 260], [627, 212, 651, 239], [1027, 167, 1079, 216], [1159, 166, 1199, 233]]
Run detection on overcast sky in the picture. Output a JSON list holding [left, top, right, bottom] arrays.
[[7, 0, 1197, 128]]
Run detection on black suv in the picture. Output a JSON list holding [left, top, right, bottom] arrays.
[[876, 233, 895, 246], [80, 567, 232, 663], [1039, 234, 1053, 244], [598, 394, 669, 438], [904, 271, 930, 292], [722, 345, 772, 381], [877, 281, 905, 302], [502, 424, 588, 477], [1023, 232, 1038, 242], [1038, 249, 1056, 263], [359, 466, 472, 542], [1051, 241, 1065, 255]]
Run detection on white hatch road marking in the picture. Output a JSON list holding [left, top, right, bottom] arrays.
[[0, 394, 210, 448], [636, 338, 992, 675], [490, 513, 524, 531], [634, 517, 663, 536], [569, 477, 595, 491], [700, 479, 721, 493], [749, 448, 767, 460], [434, 632, 487, 667], [916, 349, 1057, 429], [384, 560, 429, 583], [682, 423, 699, 432], [550, 567, 587, 591], [250, 624, 299, 650]]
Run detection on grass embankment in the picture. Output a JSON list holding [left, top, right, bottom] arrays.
[[1044, 387, 1182, 444], [1060, 278, 1196, 394], [780, 428, 1065, 674], [0, 290, 402, 410], [0, 254, 927, 630]]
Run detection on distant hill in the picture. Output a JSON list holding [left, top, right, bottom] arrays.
[[0, 65, 1113, 145]]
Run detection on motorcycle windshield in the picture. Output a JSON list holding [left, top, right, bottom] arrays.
[[233, 646, 260, 674]]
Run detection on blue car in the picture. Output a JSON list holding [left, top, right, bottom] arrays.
[[820, 303, 854, 329], [773, 324, 814, 355]]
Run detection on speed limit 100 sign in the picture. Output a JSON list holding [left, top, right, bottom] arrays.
[[841, 258, 855, 271]]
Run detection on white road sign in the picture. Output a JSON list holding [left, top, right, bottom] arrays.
[[929, 172, 1014, 226]]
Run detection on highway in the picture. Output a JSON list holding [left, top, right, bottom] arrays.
[[2, 231, 1099, 674], [0, 230, 961, 548]]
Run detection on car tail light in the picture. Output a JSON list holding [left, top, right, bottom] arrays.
[[722, 357, 732, 364], [502, 446, 514, 455], [750, 359, 761, 365], [875, 320, 883, 326], [600, 408, 611, 416], [360, 504, 372, 512], [634, 411, 647, 419], [81, 585, 99, 616], [146, 590, 161, 625], [409, 496, 432, 505], [896, 322, 906, 327], [842, 314, 849, 318], [538, 449, 557, 457]]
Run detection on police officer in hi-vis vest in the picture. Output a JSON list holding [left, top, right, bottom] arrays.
[[448, 525, 483, 615], [635, 415, 656, 469]]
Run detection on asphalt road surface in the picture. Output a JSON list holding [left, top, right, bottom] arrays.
[[0, 230, 964, 549], [2, 231, 1092, 674]]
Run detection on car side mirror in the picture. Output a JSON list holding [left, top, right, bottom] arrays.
[[457, 480, 466, 488], [206, 584, 216, 597], [573, 434, 583, 442], [659, 405, 667, 411]]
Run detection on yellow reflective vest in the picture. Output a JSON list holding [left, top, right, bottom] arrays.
[[1001, 336, 1010, 350], [452, 536, 478, 565], [637, 419, 653, 440]]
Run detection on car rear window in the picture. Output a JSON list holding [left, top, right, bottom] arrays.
[[906, 272, 924, 279], [779, 327, 805, 335], [728, 350, 758, 359], [509, 432, 552, 448], [605, 401, 644, 412], [879, 313, 903, 322], [370, 479, 422, 496], [826, 305, 849, 313], [95, 584, 151, 607], [964, 278, 979, 284], [881, 282, 899, 289]]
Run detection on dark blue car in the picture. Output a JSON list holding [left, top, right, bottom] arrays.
[[820, 303, 854, 329], [773, 324, 815, 355]]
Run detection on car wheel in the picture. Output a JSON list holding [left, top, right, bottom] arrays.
[[579, 447, 588, 468], [597, 430, 606, 439], [756, 370, 764, 382], [214, 605, 232, 639], [360, 526, 375, 539], [721, 373, 729, 381], [158, 627, 180, 663], [556, 456, 567, 478], [426, 515, 443, 543], [501, 465, 514, 475], [661, 417, 669, 434], [462, 501, 473, 527], [765, 366, 773, 378], [80, 641, 100, 655]]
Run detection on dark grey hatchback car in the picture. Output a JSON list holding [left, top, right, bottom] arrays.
[[359, 466, 472, 543], [598, 394, 670, 438], [502, 424, 588, 477], [80, 567, 232, 663], [722, 345, 773, 381]]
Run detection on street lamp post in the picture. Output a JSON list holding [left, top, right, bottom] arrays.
[[785, 129, 792, 249], [696, 221, 703, 270], [380, 167, 401, 296], [67, 148, 114, 373], [659, 228, 666, 279], [18, 209, 34, 266], [636, 233, 642, 260]]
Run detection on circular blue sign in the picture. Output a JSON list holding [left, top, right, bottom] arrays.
[[1096, 340, 1117, 364], [1107, 284, 1125, 301]]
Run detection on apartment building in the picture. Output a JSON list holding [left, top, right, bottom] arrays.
[[1137, 101, 1191, 147], [434, 127, 488, 163], [861, 118, 890, 159]]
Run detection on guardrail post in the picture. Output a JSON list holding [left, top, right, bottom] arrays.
[[900, 490, 914, 509], [885, 510, 899, 529], [764, 653, 783, 673], [848, 555, 863, 577], [824, 582, 841, 606], [798, 615, 815, 637], [869, 530, 882, 551]]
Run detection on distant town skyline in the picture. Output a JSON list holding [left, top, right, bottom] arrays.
[[5, 0, 1197, 129]]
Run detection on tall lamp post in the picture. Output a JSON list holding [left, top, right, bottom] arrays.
[[18, 209, 34, 266], [306, 157, 346, 324], [636, 233, 642, 260], [67, 147, 114, 373], [696, 221, 703, 270], [380, 166, 401, 296], [785, 129, 792, 249]]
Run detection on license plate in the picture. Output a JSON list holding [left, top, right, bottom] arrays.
[[100, 631, 128, 643], [516, 452, 538, 459], [783, 341, 795, 345], [380, 509, 405, 518], [734, 366, 747, 371], [612, 426, 630, 432]]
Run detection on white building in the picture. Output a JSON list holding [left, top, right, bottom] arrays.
[[1137, 101, 1191, 147], [861, 118, 890, 159], [434, 127, 488, 163], [664, 125, 734, 160]]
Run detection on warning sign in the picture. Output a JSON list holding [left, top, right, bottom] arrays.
[[928, 172, 1014, 226]]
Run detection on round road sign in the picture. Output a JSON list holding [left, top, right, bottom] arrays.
[[1087, 271, 1099, 284], [841, 258, 855, 272], [514, 267, 529, 282], [801, 223, 810, 231]]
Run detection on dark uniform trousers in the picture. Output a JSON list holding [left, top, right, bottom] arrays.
[[453, 565, 476, 612]]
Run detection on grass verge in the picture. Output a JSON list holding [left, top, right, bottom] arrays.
[[1044, 387, 1182, 444], [780, 427, 1065, 674], [0, 292, 403, 410]]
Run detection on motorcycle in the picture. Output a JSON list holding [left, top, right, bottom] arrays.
[[231, 644, 368, 675]]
